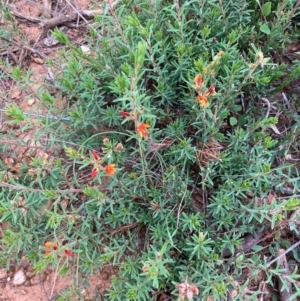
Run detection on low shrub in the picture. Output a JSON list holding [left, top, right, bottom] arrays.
[[1, 0, 300, 300]]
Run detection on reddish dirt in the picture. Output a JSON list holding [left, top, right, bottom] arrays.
[[0, 0, 117, 300], [0, 264, 117, 301]]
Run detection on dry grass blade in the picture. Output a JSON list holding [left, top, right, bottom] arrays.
[[197, 137, 223, 166]]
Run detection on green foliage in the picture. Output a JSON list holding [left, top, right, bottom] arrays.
[[1, 0, 300, 300]]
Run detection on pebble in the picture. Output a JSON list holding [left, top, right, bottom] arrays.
[[11, 90, 21, 99], [81, 45, 91, 54], [101, 271, 110, 281], [27, 99, 35, 106], [0, 268, 7, 279], [13, 270, 26, 286], [32, 57, 44, 64], [25, 271, 34, 278]]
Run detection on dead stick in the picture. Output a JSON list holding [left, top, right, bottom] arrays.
[[1, 37, 47, 59], [11, 10, 97, 28], [267, 241, 300, 267], [276, 249, 292, 301], [39, 14, 76, 28], [10, 0, 120, 29], [42, 0, 52, 18]]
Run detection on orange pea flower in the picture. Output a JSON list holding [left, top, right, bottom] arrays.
[[44, 242, 74, 257], [205, 84, 216, 96], [105, 164, 116, 176], [137, 123, 151, 139], [194, 74, 203, 88], [44, 242, 58, 255], [197, 95, 209, 108]]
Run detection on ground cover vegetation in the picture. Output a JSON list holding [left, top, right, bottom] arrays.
[[1, 0, 300, 300]]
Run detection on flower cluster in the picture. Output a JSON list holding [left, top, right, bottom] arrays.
[[119, 111, 151, 139], [90, 147, 117, 178], [44, 241, 74, 257], [176, 280, 199, 301], [194, 74, 217, 108], [137, 123, 151, 139]]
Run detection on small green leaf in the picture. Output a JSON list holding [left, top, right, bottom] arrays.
[[233, 105, 242, 112], [252, 245, 264, 252], [235, 254, 244, 264], [229, 117, 238, 126], [238, 113, 248, 125], [260, 23, 271, 35], [262, 2, 271, 16]]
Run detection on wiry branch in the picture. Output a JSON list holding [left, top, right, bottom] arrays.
[[10, 0, 120, 29]]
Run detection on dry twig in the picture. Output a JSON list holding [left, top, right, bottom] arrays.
[[266, 241, 300, 267], [275, 249, 293, 301], [42, 0, 52, 18], [10, 0, 120, 29]]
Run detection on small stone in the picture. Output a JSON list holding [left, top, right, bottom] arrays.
[[25, 271, 34, 278], [0, 268, 7, 279], [39, 272, 48, 283], [27, 99, 35, 106], [11, 90, 21, 99], [101, 271, 110, 281], [44, 267, 53, 274], [13, 269, 26, 286], [26, 265, 34, 273], [285, 154, 293, 161], [29, 274, 39, 286], [44, 36, 60, 47], [32, 57, 44, 64], [20, 257, 30, 268], [80, 45, 91, 54]]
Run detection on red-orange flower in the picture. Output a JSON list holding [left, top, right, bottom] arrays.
[[92, 150, 99, 160], [120, 111, 130, 118], [194, 74, 203, 88], [137, 123, 151, 139], [204, 84, 216, 96], [105, 164, 116, 176], [91, 168, 99, 178], [197, 95, 209, 108], [44, 242, 58, 255], [65, 249, 74, 257]]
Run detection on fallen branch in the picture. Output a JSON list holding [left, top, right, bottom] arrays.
[[10, 0, 120, 29], [111, 222, 139, 236]]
